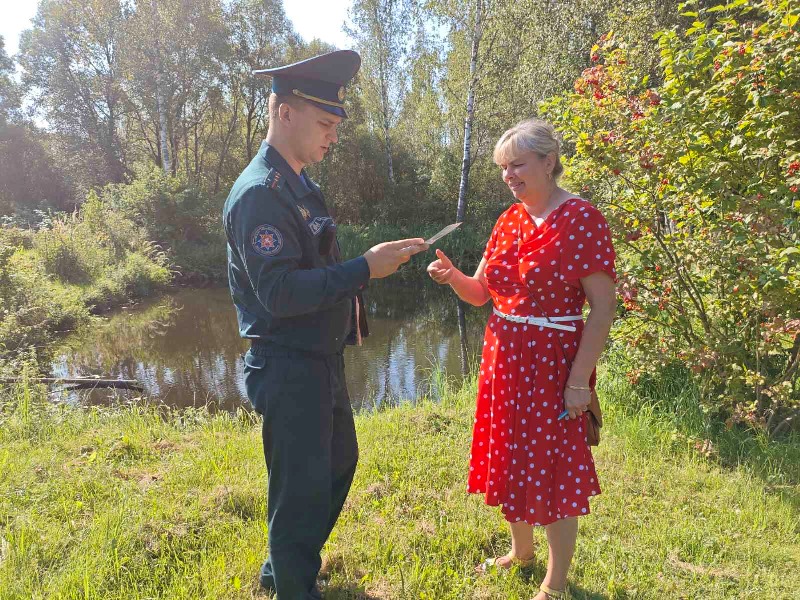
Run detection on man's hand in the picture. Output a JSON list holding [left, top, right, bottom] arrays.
[[427, 249, 457, 284], [363, 238, 427, 279]]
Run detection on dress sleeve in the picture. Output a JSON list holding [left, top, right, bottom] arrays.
[[560, 203, 617, 287], [483, 211, 509, 260], [483, 225, 499, 260]]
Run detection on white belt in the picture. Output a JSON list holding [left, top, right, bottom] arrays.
[[492, 308, 583, 332]]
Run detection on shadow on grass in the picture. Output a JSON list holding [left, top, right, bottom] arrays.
[[322, 583, 385, 600], [526, 563, 611, 600], [603, 354, 800, 511], [572, 589, 612, 600], [251, 581, 382, 600]]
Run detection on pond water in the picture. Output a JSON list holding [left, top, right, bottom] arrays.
[[51, 279, 490, 411]]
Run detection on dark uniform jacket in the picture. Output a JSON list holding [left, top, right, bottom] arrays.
[[223, 141, 369, 355]]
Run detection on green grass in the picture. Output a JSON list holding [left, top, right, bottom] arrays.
[[0, 367, 797, 599]]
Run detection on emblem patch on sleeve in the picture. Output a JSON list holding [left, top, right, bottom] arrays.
[[251, 224, 284, 256]]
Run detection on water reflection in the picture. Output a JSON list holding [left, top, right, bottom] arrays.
[[51, 280, 489, 411]]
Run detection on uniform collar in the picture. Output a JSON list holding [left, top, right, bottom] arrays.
[[301, 171, 323, 197], [259, 141, 312, 198]]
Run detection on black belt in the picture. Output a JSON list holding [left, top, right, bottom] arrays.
[[249, 340, 343, 359]]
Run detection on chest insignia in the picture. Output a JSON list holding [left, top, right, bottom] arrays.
[[309, 216, 333, 236]]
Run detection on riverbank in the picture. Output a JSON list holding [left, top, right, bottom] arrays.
[[0, 200, 172, 367], [0, 217, 486, 368], [1, 366, 797, 599]]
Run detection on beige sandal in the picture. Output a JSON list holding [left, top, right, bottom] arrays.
[[538, 583, 569, 599], [475, 553, 536, 573]]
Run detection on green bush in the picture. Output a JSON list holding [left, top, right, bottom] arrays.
[[0, 247, 88, 360], [82, 250, 171, 312], [101, 166, 225, 277], [170, 238, 227, 281], [0, 192, 173, 360], [543, 0, 800, 433], [33, 218, 109, 284]]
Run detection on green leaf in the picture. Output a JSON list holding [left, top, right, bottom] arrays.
[[778, 333, 796, 350]]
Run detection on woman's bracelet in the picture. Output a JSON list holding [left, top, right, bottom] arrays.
[[566, 384, 591, 391]]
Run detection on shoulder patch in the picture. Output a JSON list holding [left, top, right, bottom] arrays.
[[265, 168, 284, 191], [251, 224, 284, 256]]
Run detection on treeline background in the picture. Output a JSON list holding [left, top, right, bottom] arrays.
[[1, 0, 681, 225]]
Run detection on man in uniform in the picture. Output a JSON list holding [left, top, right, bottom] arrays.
[[222, 49, 426, 599]]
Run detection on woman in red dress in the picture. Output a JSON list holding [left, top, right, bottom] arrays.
[[427, 119, 617, 600]]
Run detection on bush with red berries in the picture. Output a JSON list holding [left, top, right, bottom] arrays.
[[544, 0, 800, 434]]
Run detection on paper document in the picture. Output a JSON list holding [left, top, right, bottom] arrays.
[[425, 222, 462, 245], [400, 222, 462, 254]]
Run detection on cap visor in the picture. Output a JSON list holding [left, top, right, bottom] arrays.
[[309, 100, 348, 119]]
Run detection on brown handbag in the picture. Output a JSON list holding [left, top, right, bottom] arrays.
[[585, 388, 603, 446]]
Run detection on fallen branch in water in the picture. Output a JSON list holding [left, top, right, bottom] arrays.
[[0, 377, 144, 392]]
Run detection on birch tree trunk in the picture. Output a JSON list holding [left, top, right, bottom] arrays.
[[381, 68, 395, 183], [152, 0, 171, 174], [375, 2, 395, 183], [456, 0, 484, 223]]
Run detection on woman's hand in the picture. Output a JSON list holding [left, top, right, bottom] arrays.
[[563, 386, 591, 420], [427, 249, 457, 285]]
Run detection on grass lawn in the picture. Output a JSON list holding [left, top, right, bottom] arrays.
[[0, 368, 798, 599]]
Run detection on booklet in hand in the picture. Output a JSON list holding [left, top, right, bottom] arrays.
[[425, 222, 462, 245], [400, 222, 462, 254]]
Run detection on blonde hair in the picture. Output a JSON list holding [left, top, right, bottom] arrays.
[[493, 118, 563, 178]]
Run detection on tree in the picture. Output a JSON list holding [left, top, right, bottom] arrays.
[[122, 0, 229, 177], [226, 0, 298, 163], [544, 0, 800, 433], [456, 0, 483, 223], [0, 35, 71, 216], [18, 0, 129, 187], [0, 37, 20, 126], [348, 0, 415, 184]]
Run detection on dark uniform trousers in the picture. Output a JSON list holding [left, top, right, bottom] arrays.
[[244, 344, 358, 599]]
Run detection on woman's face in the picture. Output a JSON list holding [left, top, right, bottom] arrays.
[[498, 151, 554, 202]]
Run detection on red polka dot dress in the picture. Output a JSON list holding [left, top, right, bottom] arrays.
[[467, 198, 616, 526]]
